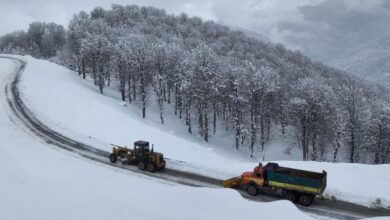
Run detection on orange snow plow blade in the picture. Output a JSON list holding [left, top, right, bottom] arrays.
[[223, 177, 241, 188]]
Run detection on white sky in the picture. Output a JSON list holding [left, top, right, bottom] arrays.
[[0, 0, 387, 47]]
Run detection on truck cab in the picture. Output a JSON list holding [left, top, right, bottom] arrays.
[[241, 164, 265, 195]]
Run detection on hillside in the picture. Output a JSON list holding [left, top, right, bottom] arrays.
[[249, 0, 390, 86], [1, 4, 390, 165], [1, 56, 319, 220], [9, 55, 389, 208], [329, 35, 390, 87]]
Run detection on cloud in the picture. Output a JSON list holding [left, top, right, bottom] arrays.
[[342, 0, 385, 13]]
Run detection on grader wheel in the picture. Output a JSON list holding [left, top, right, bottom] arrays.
[[147, 163, 155, 173], [138, 161, 146, 170], [109, 154, 117, 163]]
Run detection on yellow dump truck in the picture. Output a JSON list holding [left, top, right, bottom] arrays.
[[223, 163, 327, 206]]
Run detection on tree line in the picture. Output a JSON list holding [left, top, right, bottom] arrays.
[[1, 4, 389, 164]]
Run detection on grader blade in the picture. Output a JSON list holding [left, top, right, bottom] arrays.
[[223, 177, 241, 188]]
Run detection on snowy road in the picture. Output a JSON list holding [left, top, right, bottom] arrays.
[[1, 56, 389, 220]]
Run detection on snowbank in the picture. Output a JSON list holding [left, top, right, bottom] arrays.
[[14, 55, 390, 208]]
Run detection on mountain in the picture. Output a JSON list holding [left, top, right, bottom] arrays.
[[329, 35, 390, 87], [249, 0, 390, 86]]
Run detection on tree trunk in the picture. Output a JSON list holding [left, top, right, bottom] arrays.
[[187, 98, 192, 134], [350, 126, 356, 163], [311, 133, 318, 161], [301, 117, 308, 161], [179, 95, 182, 119], [204, 103, 209, 142], [225, 107, 229, 131], [235, 102, 240, 150], [349, 94, 357, 163], [99, 74, 104, 94], [78, 63, 81, 76], [333, 131, 341, 163], [167, 85, 171, 104], [132, 77, 137, 101], [279, 91, 286, 135], [260, 115, 265, 161], [159, 102, 164, 124], [127, 74, 132, 104], [107, 73, 111, 87], [175, 86, 178, 115], [82, 59, 86, 79], [140, 73, 146, 119], [163, 87, 166, 102], [198, 105, 203, 137], [250, 116, 256, 158], [92, 66, 97, 85], [250, 94, 256, 158], [266, 117, 271, 140], [121, 89, 125, 102], [119, 64, 126, 102], [213, 102, 217, 135], [98, 64, 104, 94], [157, 78, 164, 124]]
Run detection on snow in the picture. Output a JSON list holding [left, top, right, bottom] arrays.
[[6, 55, 390, 209], [0, 56, 317, 220]]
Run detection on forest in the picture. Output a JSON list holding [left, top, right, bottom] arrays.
[[1, 4, 389, 164]]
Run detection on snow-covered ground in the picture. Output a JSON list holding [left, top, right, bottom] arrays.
[[5, 55, 390, 209], [0, 57, 322, 220]]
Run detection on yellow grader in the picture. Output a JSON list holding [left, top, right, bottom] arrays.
[[109, 140, 166, 172]]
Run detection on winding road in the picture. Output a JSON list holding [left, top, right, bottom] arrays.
[[1, 56, 389, 220]]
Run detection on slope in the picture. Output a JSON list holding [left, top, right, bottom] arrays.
[[0, 57, 319, 220], [9, 55, 389, 209]]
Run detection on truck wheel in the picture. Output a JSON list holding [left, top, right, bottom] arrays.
[[109, 154, 117, 163], [247, 185, 258, 196], [299, 195, 313, 207], [147, 163, 155, 172], [138, 161, 146, 170], [285, 192, 296, 202]]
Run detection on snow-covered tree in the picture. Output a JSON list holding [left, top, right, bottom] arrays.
[[2, 4, 390, 163]]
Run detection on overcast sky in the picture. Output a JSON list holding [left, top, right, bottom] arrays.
[[0, 0, 388, 48]]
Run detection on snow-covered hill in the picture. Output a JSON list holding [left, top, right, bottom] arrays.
[[1, 57, 319, 220], [9, 56, 390, 209]]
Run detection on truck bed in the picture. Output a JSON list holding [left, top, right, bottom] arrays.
[[265, 163, 327, 195]]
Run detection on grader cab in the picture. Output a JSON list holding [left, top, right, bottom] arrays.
[[109, 140, 166, 172]]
